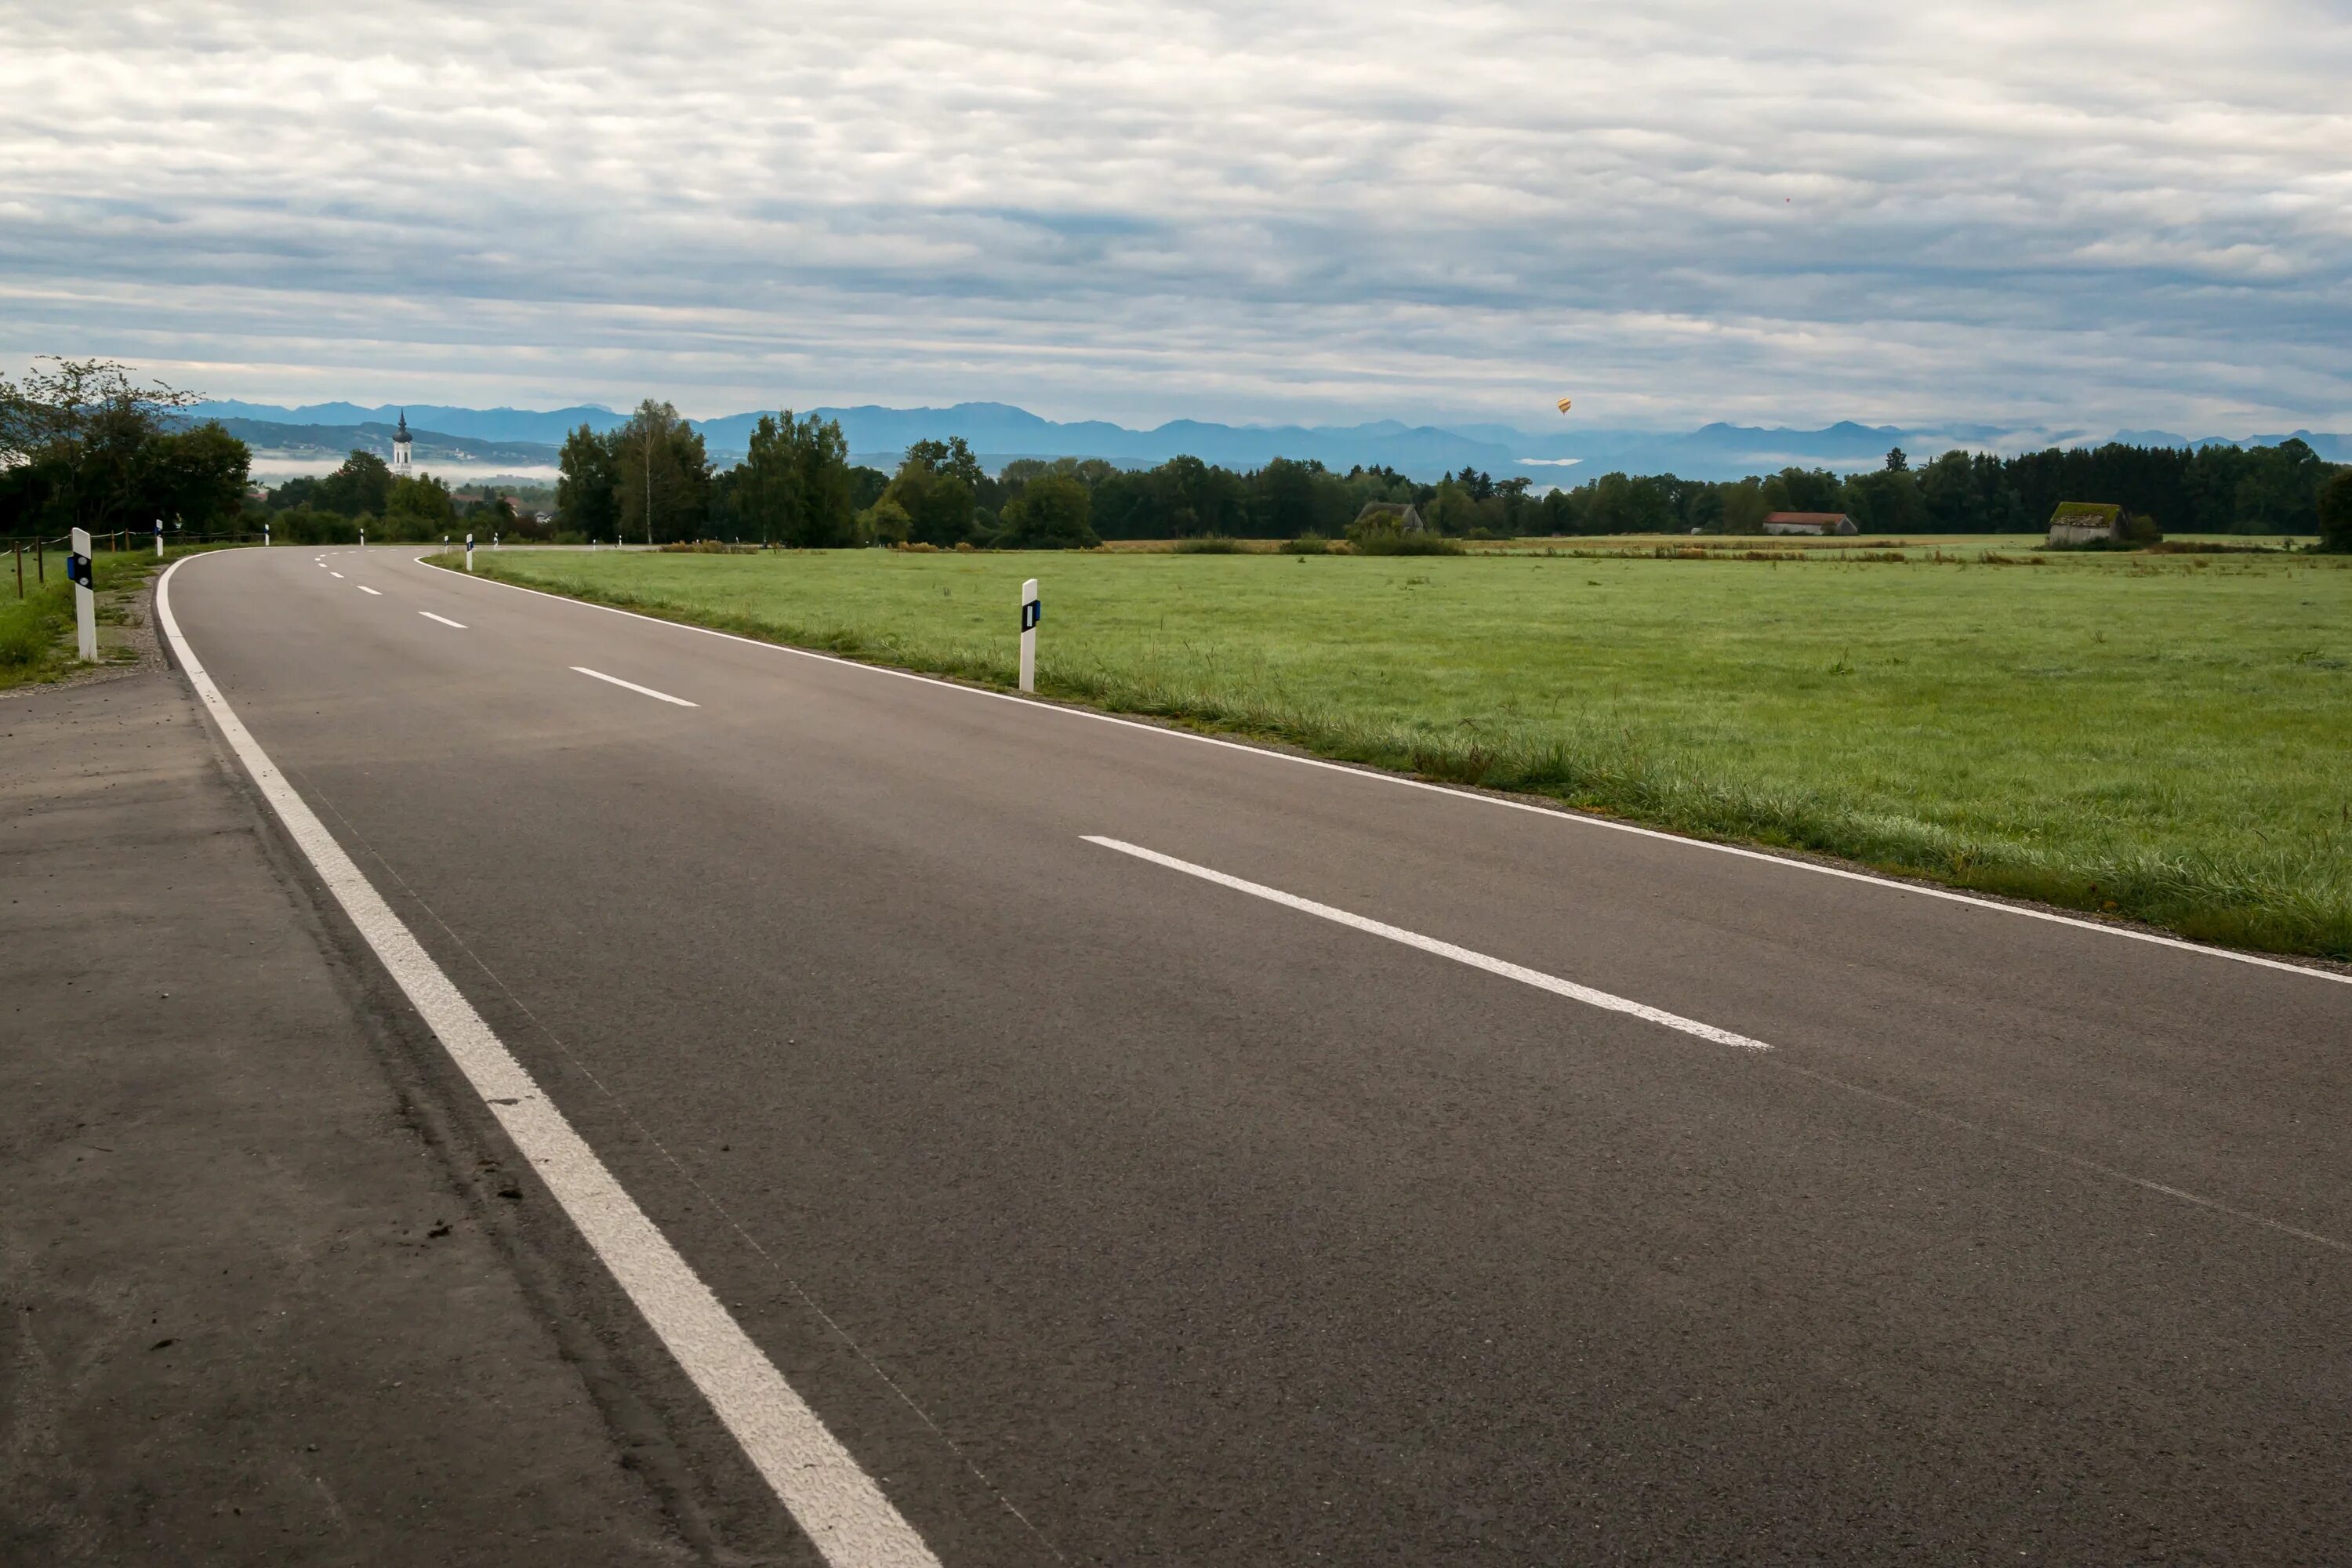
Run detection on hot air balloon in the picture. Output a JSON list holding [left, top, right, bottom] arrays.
[[1556, 398, 1573, 414]]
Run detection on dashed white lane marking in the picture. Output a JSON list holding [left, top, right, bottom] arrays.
[[358, 585, 383, 596], [328, 571, 343, 578], [1085, 835, 1773, 1052], [573, 666, 697, 707], [154, 559, 940, 1567], [1082, 839, 2352, 1253], [420, 611, 467, 629]]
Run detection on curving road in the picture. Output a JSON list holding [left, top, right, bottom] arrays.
[[159, 543, 2352, 1565]]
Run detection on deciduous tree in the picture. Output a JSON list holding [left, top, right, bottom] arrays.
[[557, 423, 621, 539], [0, 357, 220, 532], [2318, 469, 2352, 553], [997, 472, 1097, 548]]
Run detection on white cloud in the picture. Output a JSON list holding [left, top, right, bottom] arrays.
[[1, 0, 2347, 432]]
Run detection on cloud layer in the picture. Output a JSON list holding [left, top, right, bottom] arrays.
[[3, 1, 2347, 432]]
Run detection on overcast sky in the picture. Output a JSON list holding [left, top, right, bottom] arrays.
[[3, 2, 2347, 433]]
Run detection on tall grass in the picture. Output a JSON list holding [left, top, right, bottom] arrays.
[[0, 548, 181, 687], [0, 591, 60, 668], [1349, 530, 1465, 556]]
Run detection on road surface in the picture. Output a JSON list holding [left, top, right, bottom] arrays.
[[158, 544, 2352, 1564]]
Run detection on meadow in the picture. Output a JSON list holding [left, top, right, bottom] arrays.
[[460, 542, 2352, 958]]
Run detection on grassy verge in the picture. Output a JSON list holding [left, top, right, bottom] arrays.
[[0, 543, 238, 689], [448, 546, 2352, 959]]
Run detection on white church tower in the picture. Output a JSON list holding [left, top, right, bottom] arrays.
[[390, 409, 414, 477]]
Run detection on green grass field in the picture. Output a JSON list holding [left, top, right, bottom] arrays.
[[457, 543, 2352, 959]]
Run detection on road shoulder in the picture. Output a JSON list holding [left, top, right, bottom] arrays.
[[0, 669, 701, 1564]]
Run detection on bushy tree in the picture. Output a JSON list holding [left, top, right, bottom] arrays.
[[882, 437, 982, 546], [1839, 466, 1922, 532], [848, 465, 890, 513], [387, 474, 456, 535], [2318, 469, 2352, 553], [615, 401, 711, 544], [739, 409, 855, 546], [557, 423, 621, 539], [137, 421, 250, 528], [1718, 477, 1768, 532], [1762, 466, 1842, 514], [267, 506, 363, 545], [0, 357, 242, 533], [996, 472, 1097, 548], [1093, 453, 1247, 539], [1248, 457, 1348, 538], [855, 496, 911, 546], [278, 449, 392, 517]]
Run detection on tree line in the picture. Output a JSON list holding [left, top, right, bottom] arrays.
[[0, 359, 251, 536], [546, 398, 2343, 546], [1550, 438, 2341, 539], [11, 361, 2341, 550], [274, 421, 2343, 550], [549, 400, 1439, 548]]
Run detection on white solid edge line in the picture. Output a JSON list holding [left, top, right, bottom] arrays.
[[572, 665, 698, 706], [420, 611, 468, 629], [154, 557, 940, 1568], [358, 585, 383, 596], [416, 556, 2350, 989], [1085, 835, 1773, 1052]]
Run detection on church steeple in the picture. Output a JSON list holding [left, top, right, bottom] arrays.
[[391, 408, 414, 477]]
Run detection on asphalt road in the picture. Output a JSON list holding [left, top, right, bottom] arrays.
[[160, 544, 2352, 1564]]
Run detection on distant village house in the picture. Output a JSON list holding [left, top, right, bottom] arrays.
[[1761, 511, 1857, 536]]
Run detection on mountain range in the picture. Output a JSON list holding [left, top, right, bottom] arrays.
[[190, 401, 2352, 484]]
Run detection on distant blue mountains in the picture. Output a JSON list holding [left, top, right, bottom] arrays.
[[191, 400, 2350, 484]]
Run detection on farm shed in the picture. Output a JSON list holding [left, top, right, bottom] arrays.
[[1762, 512, 1857, 536], [2048, 502, 2124, 545]]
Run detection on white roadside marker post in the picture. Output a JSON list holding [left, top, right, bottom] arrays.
[[1018, 576, 1040, 693], [359, 528, 365, 549], [154, 518, 163, 558], [466, 531, 475, 572], [68, 527, 96, 661], [263, 521, 270, 547]]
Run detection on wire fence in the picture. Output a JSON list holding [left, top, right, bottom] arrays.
[[8, 528, 270, 598]]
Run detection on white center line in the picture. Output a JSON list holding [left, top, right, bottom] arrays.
[[1083, 841, 2352, 1252], [328, 571, 343, 578], [358, 585, 383, 596], [572, 666, 698, 707], [420, 611, 467, 629], [1084, 836, 1773, 1052]]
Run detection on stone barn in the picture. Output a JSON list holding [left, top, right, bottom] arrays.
[[2048, 502, 2124, 545]]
